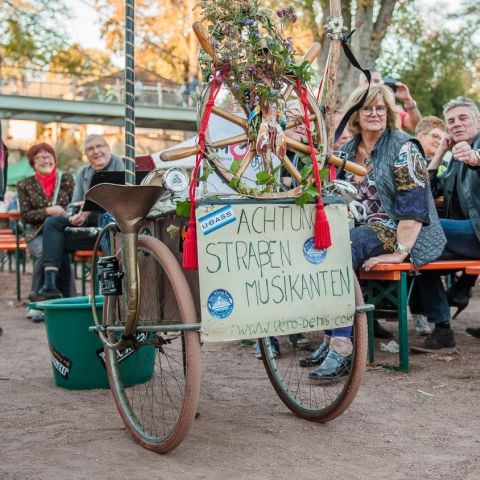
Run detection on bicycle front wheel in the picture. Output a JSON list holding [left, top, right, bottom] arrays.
[[104, 235, 201, 453], [260, 273, 367, 422]]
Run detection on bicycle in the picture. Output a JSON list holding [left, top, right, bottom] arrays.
[[87, 0, 372, 453]]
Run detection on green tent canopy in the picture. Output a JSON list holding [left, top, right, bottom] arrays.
[[7, 158, 34, 186]]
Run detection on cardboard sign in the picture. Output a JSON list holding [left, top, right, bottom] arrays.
[[197, 201, 355, 342]]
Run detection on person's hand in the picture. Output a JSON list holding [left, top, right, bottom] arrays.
[[362, 251, 408, 271], [452, 141, 479, 166], [394, 82, 413, 105], [69, 211, 90, 226], [45, 205, 65, 217], [436, 133, 454, 157]]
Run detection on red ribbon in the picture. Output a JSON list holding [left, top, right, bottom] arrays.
[[296, 79, 332, 249], [183, 71, 224, 269]]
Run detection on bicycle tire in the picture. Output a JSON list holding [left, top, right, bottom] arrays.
[[260, 273, 367, 422], [104, 235, 201, 453]]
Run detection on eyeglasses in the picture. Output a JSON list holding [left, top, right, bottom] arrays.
[[360, 105, 387, 116], [428, 132, 443, 141]]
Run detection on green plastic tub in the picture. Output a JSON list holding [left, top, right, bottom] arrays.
[[32, 296, 155, 390]]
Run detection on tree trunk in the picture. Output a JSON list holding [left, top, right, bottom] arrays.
[[304, 0, 400, 103]]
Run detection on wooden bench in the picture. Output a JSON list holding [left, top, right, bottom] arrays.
[[0, 237, 28, 300], [359, 260, 480, 372]]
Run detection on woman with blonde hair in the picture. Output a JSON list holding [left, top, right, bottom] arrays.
[[302, 85, 445, 382]]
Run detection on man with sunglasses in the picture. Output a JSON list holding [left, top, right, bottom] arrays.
[[413, 97, 480, 349]]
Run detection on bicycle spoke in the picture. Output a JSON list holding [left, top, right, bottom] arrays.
[[234, 148, 255, 179], [280, 156, 302, 183], [212, 106, 247, 130]]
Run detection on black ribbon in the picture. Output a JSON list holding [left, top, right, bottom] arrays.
[[334, 30, 371, 145]]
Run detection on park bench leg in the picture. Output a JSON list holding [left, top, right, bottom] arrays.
[[81, 261, 87, 296], [367, 280, 375, 364], [397, 272, 409, 372]]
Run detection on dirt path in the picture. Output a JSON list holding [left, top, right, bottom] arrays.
[[1, 271, 480, 480]]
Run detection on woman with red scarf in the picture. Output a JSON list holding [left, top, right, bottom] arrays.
[[18, 143, 75, 313]]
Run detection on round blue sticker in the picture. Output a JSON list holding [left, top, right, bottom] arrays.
[[207, 289, 234, 319], [303, 237, 327, 265]]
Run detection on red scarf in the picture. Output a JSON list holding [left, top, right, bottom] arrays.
[[36, 168, 58, 200]]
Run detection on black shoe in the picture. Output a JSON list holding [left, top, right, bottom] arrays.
[[299, 342, 329, 368], [447, 278, 474, 319], [413, 327, 455, 352], [28, 288, 63, 302], [309, 350, 351, 383], [373, 319, 393, 339], [466, 327, 480, 339]]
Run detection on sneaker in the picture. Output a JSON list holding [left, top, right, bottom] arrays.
[[412, 327, 455, 352], [412, 314, 432, 336], [255, 337, 280, 359], [299, 341, 329, 368], [28, 287, 63, 303], [27, 308, 44, 323], [373, 319, 393, 339], [466, 327, 480, 339], [308, 350, 351, 383]]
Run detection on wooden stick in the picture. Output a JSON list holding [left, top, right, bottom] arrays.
[[212, 106, 247, 130], [281, 156, 303, 183], [285, 113, 315, 130], [284, 42, 321, 101], [325, 1, 343, 152], [235, 149, 255, 179], [327, 154, 367, 177], [192, 22, 217, 62], [285, 137, 367, 176], [160, 134, 248, 161]]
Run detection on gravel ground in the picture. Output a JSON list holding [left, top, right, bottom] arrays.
[[1, 270, 480, 480]]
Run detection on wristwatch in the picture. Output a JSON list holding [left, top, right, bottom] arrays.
[[394, 242, 411, 255], [404, 100, 417, 111]]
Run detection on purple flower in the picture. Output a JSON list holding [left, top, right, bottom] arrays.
[[277, 9, 285, 17], [244, 18, 255, 26]]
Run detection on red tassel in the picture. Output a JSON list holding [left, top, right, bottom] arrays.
[[314, 200, 332, 249], [182, 217, 198, 269], [182, 70, 225, 270]]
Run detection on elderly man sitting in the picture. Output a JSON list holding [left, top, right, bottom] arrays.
[[413, 97, 480, 348], [29, 134, 124, 301]]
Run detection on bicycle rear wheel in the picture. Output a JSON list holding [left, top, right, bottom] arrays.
[[259, 273, 367, 422], [104, 235, 201, 453]]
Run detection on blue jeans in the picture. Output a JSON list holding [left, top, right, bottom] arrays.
[[414, 219, 480, 324], [328, 226, 391, 338]]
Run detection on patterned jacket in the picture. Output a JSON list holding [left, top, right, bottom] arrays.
[[17, 172, 75, 243], [340, 129, 446, 266]]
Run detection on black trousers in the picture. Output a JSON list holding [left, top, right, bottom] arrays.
[[42, 216, 98, 270]]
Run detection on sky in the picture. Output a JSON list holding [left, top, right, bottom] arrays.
[[67, 0, 462, 54]]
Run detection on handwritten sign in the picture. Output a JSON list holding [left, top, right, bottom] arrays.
[[197, 201, 355, 342]]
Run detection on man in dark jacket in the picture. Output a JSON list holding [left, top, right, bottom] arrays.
[[415, 97, 480, 349], [29, 134, 124, 301]]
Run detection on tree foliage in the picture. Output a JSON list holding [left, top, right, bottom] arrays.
[[378, 1, 480, 116], [95, 0, 201, 82], [0, 0, 68, 67]]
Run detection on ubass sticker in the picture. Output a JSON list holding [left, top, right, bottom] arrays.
[[303, 237, 327, 265], [198, 205, 236, 235], [207, 289, 234, 319]]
